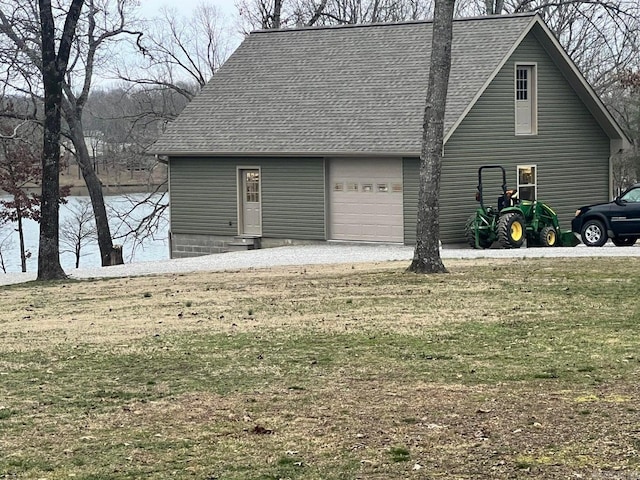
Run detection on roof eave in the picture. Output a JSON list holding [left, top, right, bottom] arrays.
[[153, 150, 423, 158]]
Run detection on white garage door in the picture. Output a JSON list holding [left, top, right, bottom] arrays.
[[329, 158, 403, 243]]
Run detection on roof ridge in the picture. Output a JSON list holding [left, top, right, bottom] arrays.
[[250, 12, 537, 35]]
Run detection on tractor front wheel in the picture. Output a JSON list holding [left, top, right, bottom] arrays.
[[538, 226, 557, 247], [498, 212, 525, 248], [465, 214, 492, 249]]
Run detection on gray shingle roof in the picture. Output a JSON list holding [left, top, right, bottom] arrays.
[[152, 14, 537, 156]]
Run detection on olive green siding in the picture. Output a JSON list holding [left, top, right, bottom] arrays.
[[169, 156, 325, 240], [405, 31, 610, 244], [169, 157, 238, 236], [261, 158, 326, 239]]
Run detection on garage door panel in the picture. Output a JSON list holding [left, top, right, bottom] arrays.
[[375, 203, 402, 218], [329, 158, 403, 243]]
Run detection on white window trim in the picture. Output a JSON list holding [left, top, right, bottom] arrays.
[[517, 164, 537, 200], [514, 63, 538, 136]]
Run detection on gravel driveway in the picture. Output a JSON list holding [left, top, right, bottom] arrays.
[[1, 242, 639, 286]]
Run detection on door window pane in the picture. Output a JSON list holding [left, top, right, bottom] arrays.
[[245, 171, 260, 202]]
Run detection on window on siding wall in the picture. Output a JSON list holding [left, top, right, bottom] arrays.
[[517, 165, 537, 200], [515, 64, 537, 135]]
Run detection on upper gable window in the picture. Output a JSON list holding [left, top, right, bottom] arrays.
[[515, 64, 537, 135]]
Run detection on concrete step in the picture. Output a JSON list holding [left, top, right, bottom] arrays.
[[225, 236, 261, 252]]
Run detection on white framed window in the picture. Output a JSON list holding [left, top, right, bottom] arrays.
[[517, 165, 537, 200], [515, 64, 537, 135]]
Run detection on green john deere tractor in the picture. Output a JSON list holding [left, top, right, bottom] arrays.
[[465, 165, 578, 249]]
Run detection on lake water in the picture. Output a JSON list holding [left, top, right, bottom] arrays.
[[0, 194, 169, 274]]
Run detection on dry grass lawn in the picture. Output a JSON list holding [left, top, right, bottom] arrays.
[[0, 257, 639, 479]]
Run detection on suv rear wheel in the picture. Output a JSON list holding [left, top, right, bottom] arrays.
[[612, 236, 637, 247], [581, 219, 607, 247]]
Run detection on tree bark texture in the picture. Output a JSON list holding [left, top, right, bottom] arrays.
[[38, 0, 90, 279], [38, 73, 66, 280], [37, 0, 84, 280], [408, 0, 455, 274]]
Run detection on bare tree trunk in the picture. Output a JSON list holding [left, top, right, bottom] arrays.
[[38, 81, 66, 280], [0, 245, 6, 273], [39, 51, 67, 279], [484, 0, 504, 14], [37, 0, 84, 281], [273, 0, 282, 28], [408, 0, 455, 275], [66, 114, 119, 266], [17, 213, 27, 273]]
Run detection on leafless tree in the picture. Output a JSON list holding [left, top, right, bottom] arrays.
[[236, 0, 435, 31], [0, 0, 144, 270], [0, 225, 13, 273], [7, 0, 84, 279], [611, 151, 637, 194], [107, 188, 169, 260], [60, 198, 97, 268], [118, 4, 233, 103], [459, 0, 640, 96], [608, 69, 640, 190], [0, 126, 42, 273], [237, 0, 286, 30]]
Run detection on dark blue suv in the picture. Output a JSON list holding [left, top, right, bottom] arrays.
[[572, 184, 640, 246]]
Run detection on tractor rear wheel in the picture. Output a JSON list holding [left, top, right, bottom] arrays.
[[498, 212, 525, 248], [465, 214, 492, 249], [538, 226, 557, 247]]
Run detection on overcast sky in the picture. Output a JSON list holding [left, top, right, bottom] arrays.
[[139, 0, 238, 20]]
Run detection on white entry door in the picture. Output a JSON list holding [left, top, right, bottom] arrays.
[[329, 158, 403, 242], [240, 169, 261, 235]]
